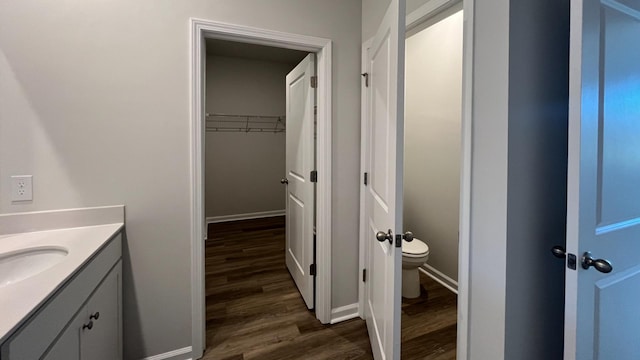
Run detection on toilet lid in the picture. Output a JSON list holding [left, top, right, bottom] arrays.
[[402, 239, 429, 255]]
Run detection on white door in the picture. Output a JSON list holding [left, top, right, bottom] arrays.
[[362, 0, 405, 359], [564, 0, 640, 359], [285, 53, 316, 309]]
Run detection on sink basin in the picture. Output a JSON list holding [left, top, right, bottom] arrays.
[[0, 247, 69, 287]]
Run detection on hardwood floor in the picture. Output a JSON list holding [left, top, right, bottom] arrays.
[[401, 274, 457, 360], [203, 217, 372, 360], [203, 216, 457, 359]]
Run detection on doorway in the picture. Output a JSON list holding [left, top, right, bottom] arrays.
[[401, 3, 463, 359], [189, 19, 334, 357], [202, 39, 318, 358], [358, 0, 472, 358]]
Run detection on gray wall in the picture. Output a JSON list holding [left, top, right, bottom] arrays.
[[362, 0, 430, 40], [205, 55, 290, 218], [469, 0, 568, 359], [504, 0, 569, 358], [404, 7, 463, 282], [0, 1, 362, 358], [362, 0, 392, 40]]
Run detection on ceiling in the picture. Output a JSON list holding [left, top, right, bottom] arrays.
[[205, 38, 309, 64]]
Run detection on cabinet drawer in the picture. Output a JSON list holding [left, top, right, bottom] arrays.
[[1, 234, 122, 359]]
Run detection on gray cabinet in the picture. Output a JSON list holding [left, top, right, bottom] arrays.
[[81, 261, 122, 360], [43, 262, 122, 360], [42, 309, 83, 360], [1, 234, 122, 360]]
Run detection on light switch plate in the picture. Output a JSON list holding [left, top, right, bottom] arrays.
[[11, 175, 33, 202]]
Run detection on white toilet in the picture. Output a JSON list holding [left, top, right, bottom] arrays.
[[402, 238, 430, 299]]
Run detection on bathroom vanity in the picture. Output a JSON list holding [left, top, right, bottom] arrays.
[[0, 206, 124, 360]]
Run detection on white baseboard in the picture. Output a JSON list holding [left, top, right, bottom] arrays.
[[419, 265, 458, 294], [329, 303, 360, 324], [141, 346, 192, 360], [206, 210, 285, 224]]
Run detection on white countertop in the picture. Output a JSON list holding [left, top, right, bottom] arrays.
[[0, 221, 123, 343]]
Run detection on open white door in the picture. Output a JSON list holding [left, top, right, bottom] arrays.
[[564, 0, 640, 359], [362, 0, 405, 359], [284, 53, 316, 310]]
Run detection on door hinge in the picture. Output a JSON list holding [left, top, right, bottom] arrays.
[[361, 73, 369, 87], [310, 76, 318, 88], [364, 172, 368, 186], [362, 269, 367, 282], [310, 170, 318, 183], [314, 105, 317, 115], [310, 263, 317, 276]]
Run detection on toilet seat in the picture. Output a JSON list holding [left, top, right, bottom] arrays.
[[402, 239, 429, 257]]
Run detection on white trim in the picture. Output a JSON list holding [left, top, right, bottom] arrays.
[[190, 19, 333, 357], [205, 210, 285, 224], [358, 36, 374, 320], [563, 0, 583, 358], [189, 18, 206, 358], [330, 303, 360, 324], [419, 266, 458, 294], [315, 41, 333, 325], [140, 346, 192, 360], [457, 0, 474, 358]]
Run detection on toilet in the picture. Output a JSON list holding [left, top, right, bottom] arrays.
[[402, 238, 430, 299]]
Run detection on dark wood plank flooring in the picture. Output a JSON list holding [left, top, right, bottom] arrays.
[[203, 217, 372, 360], [401, 273, 457, 360], [203, 216, 457, 360]]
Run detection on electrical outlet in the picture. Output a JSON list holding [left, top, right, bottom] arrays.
[[11, 175, 33, 202]]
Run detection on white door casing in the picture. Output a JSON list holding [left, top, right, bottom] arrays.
[[363, 0, 405, 359], [191, 19, 334, 357], [565, 0, 640, 359], [285, 53, 316, 309]]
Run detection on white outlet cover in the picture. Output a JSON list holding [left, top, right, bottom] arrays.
[[11, 175, 33, 202]]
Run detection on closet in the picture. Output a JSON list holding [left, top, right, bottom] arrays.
[[204, 39, 306, 223]]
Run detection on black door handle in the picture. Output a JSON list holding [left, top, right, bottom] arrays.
[[551, 245, 566, 259], [581, 252, 613, 273]]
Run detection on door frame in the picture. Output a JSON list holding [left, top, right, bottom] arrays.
[[189, 18, 333, 357], [357, 0, 474, 358]]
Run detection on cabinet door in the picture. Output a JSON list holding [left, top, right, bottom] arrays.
[[42, 307, 87, 360], [81, 261, 122, 360]]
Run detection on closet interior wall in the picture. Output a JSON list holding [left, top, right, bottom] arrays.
[[205, 54, 296, 220]]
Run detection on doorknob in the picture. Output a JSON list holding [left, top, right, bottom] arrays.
[[551, 245, 566, 259], [280, 178, 289, 184], [581, 252, 613, 273], [376, 229, 393, 244], [402, 231, 414, 242]]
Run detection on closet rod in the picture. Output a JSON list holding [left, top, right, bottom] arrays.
[[204, 113, 286, 133], [206, 113, 285, 119], [205, 128, 285, 133]]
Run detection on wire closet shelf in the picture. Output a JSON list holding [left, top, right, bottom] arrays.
[[206, 113, 286, 133]]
